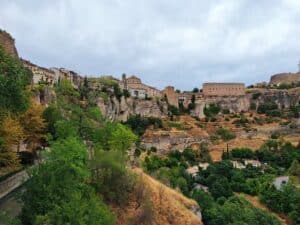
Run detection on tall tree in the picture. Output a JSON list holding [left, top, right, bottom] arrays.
[[0, 47, 32, 113], [21, 102, 46, 152]]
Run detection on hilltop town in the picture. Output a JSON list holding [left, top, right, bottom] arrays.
[[1, 29, 300, 225], [2, 29, 300, 119]]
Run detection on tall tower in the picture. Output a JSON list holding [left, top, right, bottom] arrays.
[[298, 60, 300, 73], [122, 73, 127, 90]]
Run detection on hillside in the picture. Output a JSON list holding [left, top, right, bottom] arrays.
[[114, 168, 202, 225]]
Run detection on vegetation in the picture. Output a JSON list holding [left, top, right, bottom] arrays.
[[204, 103, 220, 119], [216, 127, 236, 141], [125, 114, 163, 136]]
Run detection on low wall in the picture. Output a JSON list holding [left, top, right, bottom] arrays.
[[0, 170, 29, 199]]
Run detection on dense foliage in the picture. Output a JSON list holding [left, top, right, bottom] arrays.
[[0, 47, 32, 113]]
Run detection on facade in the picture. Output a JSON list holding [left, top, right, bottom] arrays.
[[202, 83, 246, 96], [0, 30, 18, 58], [51, 68, 82, 88], [162, 86, 179, 107], [21, 59, 56, 85], [121, 74, 161, 99], [269, 73, 300, 86]]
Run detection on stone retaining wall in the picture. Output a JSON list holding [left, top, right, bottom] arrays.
[[0, 170, 28, 199]]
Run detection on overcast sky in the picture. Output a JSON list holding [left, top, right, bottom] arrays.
[[0, 0, 300, 90]]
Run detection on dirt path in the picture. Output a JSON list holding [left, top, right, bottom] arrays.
[[238, 194, 290, 225]]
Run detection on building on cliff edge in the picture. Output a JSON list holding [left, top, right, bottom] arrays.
[[120, 74, 162, 99], [0, 29, 19, 59], [269, 72, 300, 86], [202, 83, 246, 96]]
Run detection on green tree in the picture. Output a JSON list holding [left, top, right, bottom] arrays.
[[21, 138, 114, 225], [0, 47, 32, 113]]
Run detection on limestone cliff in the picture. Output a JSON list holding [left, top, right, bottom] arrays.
[[248, 88, 300, 109], [97, 96, 168, 121], [192, 96, 250, 118]]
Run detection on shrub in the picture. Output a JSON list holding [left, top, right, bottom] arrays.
[[252, 92, 261, 100], [231, 148, 254, 159], [257, 101, 278, 114], [204, 103, 220, 118], [216, 128, 236, 141], [250, 102, 257, 110], [222, 108, 230, 114]]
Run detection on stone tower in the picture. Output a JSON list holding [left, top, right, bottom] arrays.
[[298, 60, 300, 73], [122, 73, 127, 89], [0, 30, 19, 58]]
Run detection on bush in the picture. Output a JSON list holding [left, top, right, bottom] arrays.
[[216, 128, 236, 141], [257, 102, 278, 114], [204, 103, 220, 118], [231, 148, 254, 159], [222, 108, 230, 114], [250, 102, 257, 110], [252, 92, 261, 100]]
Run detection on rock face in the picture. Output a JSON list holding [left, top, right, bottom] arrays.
[[97, 96, 168, 121], [249, 88, 300, 109], [192, 96, 250, 118], [141, 130, 209, 152], [0, 30, 18, 58], [32, 87, 56, 106]]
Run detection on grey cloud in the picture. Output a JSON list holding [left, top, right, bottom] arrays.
[[0, 0, 299, 90]]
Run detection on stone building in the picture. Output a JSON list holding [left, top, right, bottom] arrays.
[[21, 59, 56, 85], [121, 74, 161, 99], [202, 83, 245, 96], [162, 86, 203, 108], [162, 86, 179, 107], [269, 72, 300, 86], [0, 29, 18, 58], [51, 68, 82, 88]]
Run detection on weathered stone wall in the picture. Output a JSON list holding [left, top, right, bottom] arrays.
[[97, 95, 168, 121], [269, 73, 300, 85], [203, 83, 245, 96], [248, 88, 300, 109], [163, 86, 179, 107], [191, 96, 250, 118], [0, 30, 18, 58], [22, 59, 56, 85], [121, 75, 162, 98], [0, 170, 28, 199]]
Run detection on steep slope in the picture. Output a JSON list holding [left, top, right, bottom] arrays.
[[114, 168, 203, 225]]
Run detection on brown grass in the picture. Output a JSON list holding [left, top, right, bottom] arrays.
[[114, 168, 203, 225]]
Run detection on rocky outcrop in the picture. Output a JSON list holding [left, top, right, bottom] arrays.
[[192, 96, 250, 118], [97, 96, 168, 121], [248, 88, 300, 109], [141, 130, 209, 152], [33, 86, 56, 106]]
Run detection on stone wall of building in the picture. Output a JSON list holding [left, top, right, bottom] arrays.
[[0, 170, 28, 199], [121, 75, 162, 99], [203, 83, 245, 96], [269, 73, 300, 85], [162, 86, 179, 107], [0, 30, 18, 58], [21, 59, 56, 85]]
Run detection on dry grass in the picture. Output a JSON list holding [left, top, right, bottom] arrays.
[[114, 168, 203, 225], [210, 137, 267, 161]]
